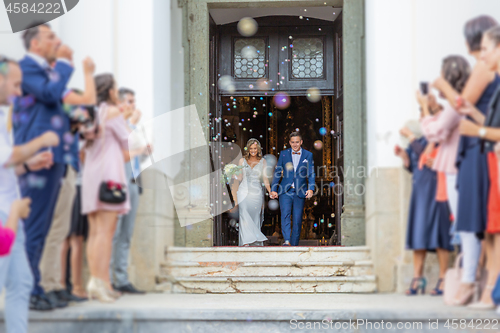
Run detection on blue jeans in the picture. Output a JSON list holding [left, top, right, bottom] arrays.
[[110, 179, 140, 287], [0, 221, 33, 333]]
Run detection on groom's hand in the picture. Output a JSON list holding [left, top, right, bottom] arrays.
[[270, 191, 278, 199], [305, 190, 313, 199]]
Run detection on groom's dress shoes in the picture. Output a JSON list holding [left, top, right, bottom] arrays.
[[29, 295, 54, 311], [113, 283, 146, 294], [45, 291, 69, 308]]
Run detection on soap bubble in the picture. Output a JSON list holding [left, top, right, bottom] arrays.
[[27, 174, 47, 189], [241, 45, 258, 59], [314, 140, 323, 150], [218, 75, 236, 94], [237, 17, 258, 37], [306, 87, 321, 103], [63, 154, 73, 164], [268, 199, 279, 210], [319, 127, 327, 136], [19, 95, 35, 108], [285, 162, 294, 171], [51, 115, 64, 129], [257, 78, 270, 91], [63, 132, 74, 145], [274, 92, 290, 110]]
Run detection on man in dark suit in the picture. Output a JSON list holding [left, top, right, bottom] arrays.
[[270, 132, 316, 246], [12, 23, 74, 311]]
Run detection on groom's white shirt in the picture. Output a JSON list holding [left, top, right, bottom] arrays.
[[291, 148, 302, 171], [290, 148, 302, 188]]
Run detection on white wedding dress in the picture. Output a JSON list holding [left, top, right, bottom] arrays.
[[237, 158, 268, 246]]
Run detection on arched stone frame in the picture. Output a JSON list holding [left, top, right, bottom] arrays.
[[175, 0, 366, 247]]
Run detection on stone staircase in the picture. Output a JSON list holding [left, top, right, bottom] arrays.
[[157, 246, 377, 293]]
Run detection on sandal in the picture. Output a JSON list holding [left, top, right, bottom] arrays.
[[406, 277, 426, 295], [430, 278, 444, 296]]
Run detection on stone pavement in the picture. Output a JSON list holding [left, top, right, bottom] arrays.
[[0, 293, 499, 332]]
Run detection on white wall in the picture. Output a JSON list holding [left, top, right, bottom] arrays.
[[366, 0, 500, 170]]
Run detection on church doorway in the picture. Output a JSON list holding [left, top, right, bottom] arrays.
[[208, 12, 344, 246]]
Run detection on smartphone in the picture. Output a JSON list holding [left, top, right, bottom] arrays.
[[420, 82, 429, 95]]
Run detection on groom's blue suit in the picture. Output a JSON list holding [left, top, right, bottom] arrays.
[[271, 148, 315, 245]]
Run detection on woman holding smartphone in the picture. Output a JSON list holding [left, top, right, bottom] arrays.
[[459, 25, 500, 309], [433, 16, 499, 306]]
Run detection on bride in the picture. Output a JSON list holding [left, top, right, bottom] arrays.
[[232, 138, 271, 246]]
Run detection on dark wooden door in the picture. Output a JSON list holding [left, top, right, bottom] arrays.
[[332, 12, 343, 245], [212, 15, 342, 246], [218, 17, 335, 96]]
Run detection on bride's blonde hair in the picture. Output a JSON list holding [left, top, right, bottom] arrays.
[[243, 138, 263, 160]]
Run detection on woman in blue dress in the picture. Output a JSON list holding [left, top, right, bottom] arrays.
[[396, 114, 453, 296], [432, 15, 500, 306]]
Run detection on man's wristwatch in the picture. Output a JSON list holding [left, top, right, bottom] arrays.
[[478, 127, 487, 139], [23, 163, 31, 173]]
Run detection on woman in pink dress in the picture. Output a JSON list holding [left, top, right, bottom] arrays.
[[81, 73, 132, 302]]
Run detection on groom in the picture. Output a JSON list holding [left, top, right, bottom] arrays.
[[270, 132, 315, 246]]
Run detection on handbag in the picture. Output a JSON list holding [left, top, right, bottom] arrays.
[[96, 103, 127, 204], [99, 180, 126, 204], [443, 253, 488, 305]]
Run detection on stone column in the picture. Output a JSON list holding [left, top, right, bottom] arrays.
[[341, 0, 366, 246], [129, 169, 176, 291]]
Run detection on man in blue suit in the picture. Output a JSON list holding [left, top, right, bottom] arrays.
[[12, 23, 74, 311], [270, 132, 316, 246]]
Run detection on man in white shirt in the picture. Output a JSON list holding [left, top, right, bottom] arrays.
[[0, 57, 59, 333]]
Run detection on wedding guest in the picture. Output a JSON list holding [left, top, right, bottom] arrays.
[[458, 25, 500, 309], [40, 57, 96, 305], [110, 87, 145, 294], [60, 141, 88, 300], [81, 74, 132, 303], [12, 23, 74, 310], [396, 99, 452, 296], [0, 57, 58, 333], [421, 55, 470, 235], [433, 15, 499, 306]]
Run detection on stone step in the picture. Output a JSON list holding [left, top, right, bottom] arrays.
[[157, 275, 377, 293], [161, 260, 374, 277], [165, 246, 372, 262]]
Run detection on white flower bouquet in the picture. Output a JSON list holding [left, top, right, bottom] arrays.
[[221, 163, 246, 184]]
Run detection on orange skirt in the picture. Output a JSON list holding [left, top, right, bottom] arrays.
[[487, 152, 500, 233]]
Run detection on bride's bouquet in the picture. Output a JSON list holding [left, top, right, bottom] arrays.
[[221, 163, 246, 184]]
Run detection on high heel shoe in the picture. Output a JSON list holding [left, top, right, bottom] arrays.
[[406, 277, 426, 295], [453, 283, 476, 306], [430, 278, 444, 296], [468, 285, 496, 310], [87, 277, 114, 303], [106, 288, 122, 300]]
